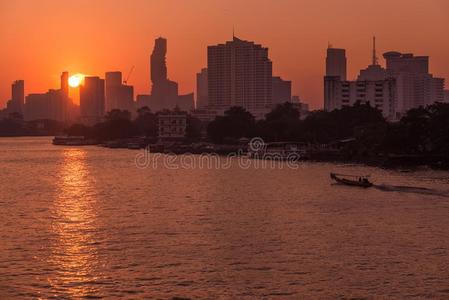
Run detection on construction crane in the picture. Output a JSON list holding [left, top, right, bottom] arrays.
[[123, 65, 135, 85]]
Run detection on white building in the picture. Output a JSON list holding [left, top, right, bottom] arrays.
[[325, 76, 396, 119], [324, 40, 446, 120], [157, 111, 187, 139]]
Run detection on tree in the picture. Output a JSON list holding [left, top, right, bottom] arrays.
[[186, 116, 203, 140], [259, 102, 301, 141], [95, 109, 137, 140], [207, 106, 256, 143], [134, 106, 157, 137]]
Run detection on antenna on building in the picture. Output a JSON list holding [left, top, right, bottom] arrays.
[[232, 25, 235, 39], [328, 41, 332, 49], [372, 36, 379, 65]]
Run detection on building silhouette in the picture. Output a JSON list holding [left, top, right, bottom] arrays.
[[23, 72, 75, 122], [80, 76, 105, 125], [383, 51, 444, 114], [137, 37, 193, 112], [105, 71, 134, 113], [196, 68, 208, 109], [324, 39, 396, 119], [207, 36, 273, 118], [272, 76, 292, 105], [326, 47, 347, 81], [6, 80, 24, 115]]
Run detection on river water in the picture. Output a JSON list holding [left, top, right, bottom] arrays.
[[1, 137, 449, 299]]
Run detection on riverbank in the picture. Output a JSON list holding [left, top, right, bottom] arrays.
[[50, 136, 449, 170]]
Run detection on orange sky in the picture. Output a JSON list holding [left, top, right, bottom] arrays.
[[1, 0, 448, 109]]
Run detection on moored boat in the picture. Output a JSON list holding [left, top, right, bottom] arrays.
[[52, 136, 97, 146]]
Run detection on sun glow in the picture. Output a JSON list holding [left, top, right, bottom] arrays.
[[68, 74, 84, 88]]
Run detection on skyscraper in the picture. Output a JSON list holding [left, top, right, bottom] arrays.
[[105, 71, 134, 113], [80, 76, 105, 125], [326, 47, 347, 81], [196, 68, 208, 109], [207, 36, 272, 118], [147, 37, 193, 111]]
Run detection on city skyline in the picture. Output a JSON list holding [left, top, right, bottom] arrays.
[[1, 0, 449, 109]]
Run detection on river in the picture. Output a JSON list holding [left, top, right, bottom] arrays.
[[1, 137, 449, 299]]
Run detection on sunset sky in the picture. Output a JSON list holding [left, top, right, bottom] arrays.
[[1, 0, 448, 109]]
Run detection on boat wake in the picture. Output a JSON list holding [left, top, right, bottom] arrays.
[[373, 184, 449, 198]]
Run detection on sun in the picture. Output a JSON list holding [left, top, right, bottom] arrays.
[[68, 74, 84, 88]]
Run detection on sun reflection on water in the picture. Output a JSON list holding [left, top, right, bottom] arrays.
[[48, 148, 102, 298]]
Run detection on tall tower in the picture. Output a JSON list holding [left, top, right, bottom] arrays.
[[151, 37, 168, 88], [149, 37, 180, 110], [326, 47, 347, 81]]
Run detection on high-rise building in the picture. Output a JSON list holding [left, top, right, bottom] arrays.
[[80, 76, 105, 125], [105, 71, 134, 113], [207, 36, 273, 118], [196, 68, 208, 109], [6, 80, 24, 114], [383, 51, 445, 115], [272, 76, 292, 106], [146, 37, 193, 112], [326, 47, 347, 81]]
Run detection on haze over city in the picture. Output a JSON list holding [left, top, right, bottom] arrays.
[[1, 0, 449, 109]]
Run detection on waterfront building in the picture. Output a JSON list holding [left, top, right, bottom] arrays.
[[157, 110, 187, 139]]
